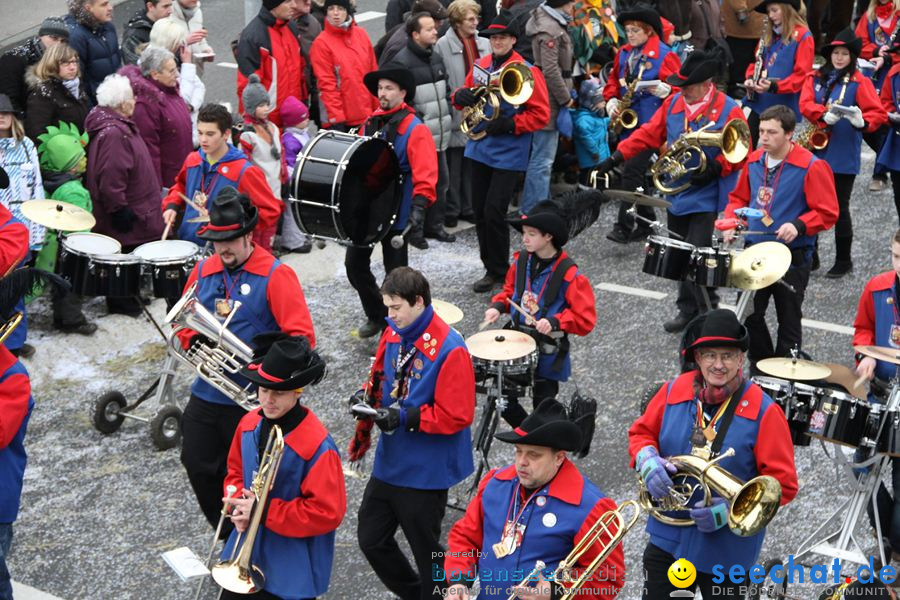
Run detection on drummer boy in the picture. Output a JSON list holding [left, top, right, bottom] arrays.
[[483, 203, 597, 427]]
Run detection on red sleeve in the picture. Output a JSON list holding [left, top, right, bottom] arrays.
[[714, 105, 749, 177], [512, 65, 550, 134], [799, 159, 839, 235], [552, 269, 596, 336], [0, 221, 28, 276], [627, 382, 668, 466], [853, 279, 878, 347], [755, 403, 799, 505], [776, 31, 814, 94], [882, 71, 898, 113], [406, 122, 438, 204], [418, 346, 476, 434], [858, 75, 889, 132], [489, 257, 518, 311], [266, 264, 316, 348], [857, 16, 880, 59], [601, 51, 623, 101], [561, 497, 626, 598], [0, 372, 30, 449], [799, 73, 825, 125], [723, 161, 752, 218], [236, 165, 283, 234], [224, 422, 246, 496], [174, 262, 201, 349], [266, 448, 347, 537], [445, 470, 495, 581], [617, 97, 669, 160], [310, 39, 346, 125], [162, 161, 188, 213], [658, 51, 682, 83]]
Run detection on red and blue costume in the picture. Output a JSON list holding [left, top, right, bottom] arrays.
[[0, 346, 32, 524], [856, 5, 900, 92], [223, 407, 345, 599], [877, 62, 900, 173], [743, 24, 815, 117], [0, 206, 28, 352], [628, 372, 798, 572], [854, 271, 900, 384]]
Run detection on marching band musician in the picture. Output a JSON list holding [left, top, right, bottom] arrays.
[[482, 204, 596, 426], [445, 400, 625, 600], [876, 39, 900, 224], [798, 28, 887, 278], [722, 105, 838, 364], [856, 0, 900, 93], [602, 4, 681, 244], [220, 336, 345, 600], [628, 309, 798, 599], [741, 0, 814, 147], [348, 266, 475, 600], [348, 66, 437, 340], [595, 50, 748, 334], [176, 188, 316, 537], [450, 10, 550, 294]]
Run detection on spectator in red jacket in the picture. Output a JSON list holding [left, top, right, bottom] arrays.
[[310, 0, 379, 130]]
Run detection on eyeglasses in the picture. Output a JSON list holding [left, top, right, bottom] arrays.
[[61, 59, 79, 65], [697, 350, 742, 365]]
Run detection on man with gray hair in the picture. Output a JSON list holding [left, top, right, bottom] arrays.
[[0, 18, 69, 115]]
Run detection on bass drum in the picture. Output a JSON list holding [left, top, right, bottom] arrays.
[[290, 130, 401, 247]]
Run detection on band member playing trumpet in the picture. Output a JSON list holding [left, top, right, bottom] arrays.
[[348, 267, 475, 600], [595, 51, 748, 334], [629, 309, 798, 599], [723, 105, 838, 363], [451, 10, 550, 294], [602, 4, 680, 244], [856, 0, 900, 93], [799, 28, 887, 278], [218, 336, 345, 600], [445, 400, 625, 599], [483, 204, 596, 426], [176, 188, 316, 536]]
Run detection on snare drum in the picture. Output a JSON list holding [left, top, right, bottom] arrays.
[[92, 254, 143, 297], [59, 232, 122, 296], [642, 236, 695, 281], [752, 376, 817, 446], [691, 247, 733, 287], [872, 405, 900, 457], [290, 131, 401, 247], [132, 240, 200, 298], [466, 330, 538, 378], [808, 389, 871, 447]]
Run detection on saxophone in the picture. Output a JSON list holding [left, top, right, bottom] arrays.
[[609, 62, 646, 135], [797, 74, 849, 151], [745, 17, 769, 102]]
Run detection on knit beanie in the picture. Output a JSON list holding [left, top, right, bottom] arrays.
[[36, 122, 88, 173], [241, 74, 271, 115], [279, 96, 309, 127], [263, 0, 286, 11], [38, 17, 69, 40], [546, 0, 571, 8], [325, 0, 352, 12]]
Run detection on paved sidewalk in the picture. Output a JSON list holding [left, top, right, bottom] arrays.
[[12, 581, 65, 600], [1, 0, 131, 49]]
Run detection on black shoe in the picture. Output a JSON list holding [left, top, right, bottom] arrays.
[[459, 212, 476, 224], [663, 312, 694, 333], [606, 226, 629, 244], [473, 273, 502, 293], [56, 321, 98, 335], [358, 320, 384, 339], [825, 261, 853, 278], [293, 240, 313, 254], [10, 343, 35, 359], [408, 236, 429, 250], [444, 217, 458, 228], [811, 250, 820, 272], [629, 227, 652, 242], [425, 228, 456, 243]]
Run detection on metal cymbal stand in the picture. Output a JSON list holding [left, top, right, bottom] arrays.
[[625, 205, 684, 240]]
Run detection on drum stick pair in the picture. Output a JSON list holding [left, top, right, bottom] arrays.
[[478, 299, 539, 331], [178, 192, 207, 214]]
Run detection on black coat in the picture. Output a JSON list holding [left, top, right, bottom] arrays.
[[0, 37, 44, 115], [25, 75, 92, 142]]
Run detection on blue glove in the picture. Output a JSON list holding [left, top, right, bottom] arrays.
[[689, 497, 729, 533], [636, 446, 676, 499]]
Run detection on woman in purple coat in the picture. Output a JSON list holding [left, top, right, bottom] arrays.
[[119, 45, 193, 189]]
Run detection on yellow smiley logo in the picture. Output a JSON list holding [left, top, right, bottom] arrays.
[[667, 558, 697, 589]]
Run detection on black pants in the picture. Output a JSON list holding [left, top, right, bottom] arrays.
[[832, 172, 856, 263], [357, 477, 448, 600], [642, 543, 745, 599], [667, 210, 718, 317], [445, 147, 473, 219], [345, 237, 408, 323], [748, 110, 761, 150], [865, 126, 888, 178], [726, 36, 758, 96], [745, 246, 812, 362], [501, 377, 559, 428], [423, 150, 450, 236], [52, 291, 87, 327], [890, 170, 900, 225], [220, 590, 314, 600], [180, 395, 246, 532], [615, 149, 656, 231], [470, 160, 522, 279]]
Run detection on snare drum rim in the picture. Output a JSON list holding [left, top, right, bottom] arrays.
[[646, 235, 697, 251], [91, 253, 143, 265], [131, 240, 200, 263], [61, 232, 122, 257]]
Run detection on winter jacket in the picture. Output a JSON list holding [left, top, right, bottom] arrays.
[[64, 13, 121, 103], [572, 108, 609, 168], [690, 0, 726, 51], [391, 40, 452, 151], [118, 65, 193, 189], [526, 4, 574, 132], [24, 72, 91, 142], [0, 137, 46, 249], [34, 171, 91, 274], [282, 126, 310, 170], [120, 9, 153, 65], [378, 24, 409, 65], [0, 37, 45, 114], [168, 0, 214, 75], [237, 8, 305, 127], [179, 62, 206, 147], [722, 0, 765, 40], [84, 106, 164, 246], [310, 20, 378, 128], [434, 28, 490, 148]]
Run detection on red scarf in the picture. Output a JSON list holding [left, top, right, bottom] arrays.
[[461, 34, 479, 76], [683, 83, 716, 121], [875, 3, 897, 30], [693, 371, 744, 406]]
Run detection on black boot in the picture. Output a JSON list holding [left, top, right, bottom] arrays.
[[826, 236, 853, 278]]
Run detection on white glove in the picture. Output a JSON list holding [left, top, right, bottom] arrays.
[[652, 82, 672, 99], [889, 112, 900, 125], [844, 105, 865, 129], [822, 111, 840, 126], [606, 97, 620, 118]]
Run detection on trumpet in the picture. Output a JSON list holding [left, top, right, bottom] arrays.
[[460, 62, 534, 140], [651, 118, 751, 195]]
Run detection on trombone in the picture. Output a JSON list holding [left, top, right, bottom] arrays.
[[460, 62, 535, 140]]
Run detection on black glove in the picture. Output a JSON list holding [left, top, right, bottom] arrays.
[[110, 206, 136, 233], [454, 88, 479, 108], [484, 116, 516, 136], [348, 389, 368, 416], [595, 150, 623, 177], [374, 407, 402, 432], [408, 195, 428, 230], [329, 122, 349, 133], [690, 158, 722, 187]]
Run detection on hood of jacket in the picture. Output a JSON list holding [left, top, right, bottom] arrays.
[[525, 4, 567, 37], [197, 144, 248, 168], [84, 105, 137, 138], [67, 0, 104, 30], [41, 170, 78, 195]]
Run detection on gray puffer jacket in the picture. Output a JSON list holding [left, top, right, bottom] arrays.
[[391, 39, 452, 151], [434, 27, 490, 148]]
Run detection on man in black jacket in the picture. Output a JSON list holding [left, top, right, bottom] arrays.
[[120, 0, 174, 65], [0, 18, 68, 116]]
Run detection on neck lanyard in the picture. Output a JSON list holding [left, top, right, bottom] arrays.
[[200, 163, 223, 198], [696, 397, 732, 433], [765, 33, 787, 68], [892, 278, 900, 326], [503, 482, 541, 528], [221, 267, 243, 301], [389, 344, 419, 401], [759, 149, 789, 212]]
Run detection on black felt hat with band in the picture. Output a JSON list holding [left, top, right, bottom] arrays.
[[197, 187, 259, 242], [506, 203, 569, 248], [495, 400, 583, 451], [616, 4, 664, 40], [666, 50, 721, 87], [479, 10, 518, 38], [683, 309, 749, 353], [754, 0, 800, 13], [240, 336, 326, 391], [820, 27, 862, 59], [363, 65, 416, 104]]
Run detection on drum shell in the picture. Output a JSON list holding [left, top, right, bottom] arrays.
[[472, 351, 537, 378], [92, 256, 143, 297], [146, 261, 194, 298], [59, 233, 122, 296], [752, 376, 816, 446], [692, 248, 732, 287], [873, 406, 900, 457], [642, 236, 695, 281], [808, 390, 871, 447]]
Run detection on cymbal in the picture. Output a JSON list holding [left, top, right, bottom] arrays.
[[465, 329, 536, 361], [603, 189, 672, 209], [432, 299, 463, 325], [756, 357, 832, 381], [855, 345, 900, 366], [20, 199, 96, 232], [822, 362, 866, 400], [729, 242, 791, 290]]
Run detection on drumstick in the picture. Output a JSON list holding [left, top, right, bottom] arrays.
[[507, 299, 538, 327], [161, 222, 171, 241], [854, 373, 869, 391], [178, 192, 207, 214]]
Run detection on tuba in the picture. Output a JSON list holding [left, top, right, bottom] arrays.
[[460, 62, 535, 140], [211, 425, 285, 593], [164, 281, 258, 411], [650, 118, 751, 195]]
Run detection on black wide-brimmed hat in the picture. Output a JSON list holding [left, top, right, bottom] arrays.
[[495, 400, 583, 452], [683, 309, 749, 353], [507, 202, 569, 248], [821, 28, 862, 59], [617, 3, 663, 40], [197, 187, 259, 242], [240, 336, 326, 391], [666, 50, 721, 87], [754, 0, 800, 13], [0, 94, 14, 114], [363, 64, 416, 104], [479, 9, 518, 38]]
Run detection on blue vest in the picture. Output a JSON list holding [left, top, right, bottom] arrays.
[[190, 255, 280, 405], [179, 157, 253, 244], [877, 72, 900, 172], [372, 316, 474, 489], [867, 18, 892, 92], [369, 110, 422, 231], [616, 42, 673, 141], [811, 76, 863, 174], [867, 280, 900, 383], [665, 93, 740, 215], [1, 216, 26, 351], [744, 151, 818, 248], [647, 376, 772, 572], [0, 357, 33, 522], [744, 28, 812, 116], [221, 418, 339, 598]]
